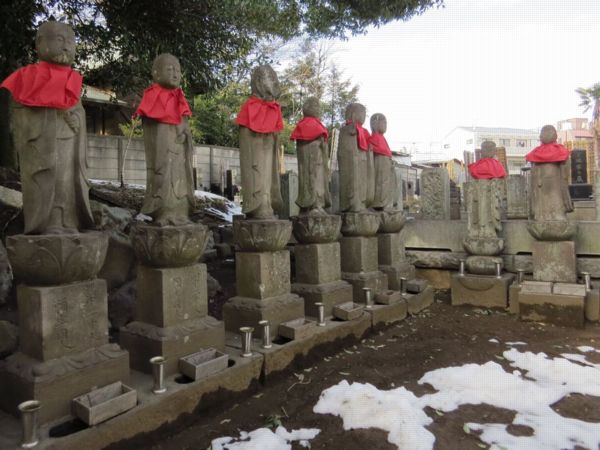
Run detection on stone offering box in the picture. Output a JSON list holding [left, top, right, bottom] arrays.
[[278, 318, 317, 340], [333, 302, 365, 321], [72, 382, 137, 426], [178, 348, 228, 381], [375, 290, 402, 305]]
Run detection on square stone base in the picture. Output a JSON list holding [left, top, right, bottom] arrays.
[[222, 294, 304, 338], [342, 271, 388, 303], [519, 282, 585, 328], [292, 280, 353, 318], [295, 242, 341, 285], [532, 241, 577, 283], [508, 283, 521, 314], [405, 285, 435, 314], [120, 316, 225, 375], [340, 236, 378, 273], [366, 300, 407, 327], [0, 344, 129, 424], [236, 250, 291, 299], [585, 288, 600, 322], [377, 232, 405, 266], [451, 273, 515, 308], [380, 262, 416, 290]]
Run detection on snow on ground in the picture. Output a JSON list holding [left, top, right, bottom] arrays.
[[314, 345, 600, 450], [210, 426, 320, 450]]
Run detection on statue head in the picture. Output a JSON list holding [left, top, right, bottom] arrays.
[[152, 53, 182, 89], [480, 140, 497, 159], [303, 97, 320, 118], [250, 64, 280, 101], [36, 21, 76, 66], [539, 125, 558, 144], [344, 103, 366, 124], [370, 113, 387, 134]]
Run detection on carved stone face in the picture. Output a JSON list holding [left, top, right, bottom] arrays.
[[36, 21, 76, 66], [539, 125, 558, 144], [480, 140, 497, 159], [251, 65, 280, 101], [344, 103, 366, 124], [370, 113, 387, 134], [152, 54, 182, 89], [303, 97, 320, 118]]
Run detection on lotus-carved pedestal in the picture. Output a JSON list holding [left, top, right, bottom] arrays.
[[233, 219, 291, 251], [131, 222, 208, 268], [6, 232, 108, 286], [292, 214, 341, 244], [463, 237, 504, 256], [340, 211, 380, 237], [378, 210, 407, 234], [527, 220, 577, 241]]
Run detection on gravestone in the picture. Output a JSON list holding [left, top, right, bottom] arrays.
[[421, 168, 450, 220]]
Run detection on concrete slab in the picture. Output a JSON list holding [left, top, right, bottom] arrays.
[[519, 290, 585, 328]]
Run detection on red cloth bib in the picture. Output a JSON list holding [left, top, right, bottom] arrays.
[[1, 61, 82, 109], [235, 95, 283, 133], [369, 133, 392, 157], [346, 120, 370, 151], [526, 143, 570, 163], [135, 83, 191, 125], [290, 116, 328, 142], [468, 158, 507, 179]]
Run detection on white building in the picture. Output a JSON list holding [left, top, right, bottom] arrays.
[[442, 126, 540, 174]]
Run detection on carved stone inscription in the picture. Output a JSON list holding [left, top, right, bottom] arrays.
[[421, 168, 451, 220]]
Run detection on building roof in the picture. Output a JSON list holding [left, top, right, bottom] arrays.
[[413, 158, 463, 165], [82, 85, 128, 106], [455, 126, 539, 135]]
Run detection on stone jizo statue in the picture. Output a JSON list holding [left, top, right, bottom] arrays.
[[135, 53, 194, 226], [235, 64, 284, 220], [1, 21, 93, 234], [291, 97, 331, 215], [369, 113, 396, 210], [338, 103, 373, 213]]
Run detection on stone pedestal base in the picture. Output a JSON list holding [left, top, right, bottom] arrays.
[[519, 281, 585, 328], [367, 300, 408, 327], [585, 288, 600, 322], [342, 271, 388, 303], [532, 241, 577, 283], [380, 262, 416, 290], [292, 281, 353, 318], [509, 283, 521, 314], [120, 316, 224, 375], [223, 294, 304, 338], [405, 286, 435, 314], [237, 250, 291, 299], [465, 256, 503, 276], [451, 273, 515, 308], [0, 344, 129, 424], [340, 236, 378, 273]]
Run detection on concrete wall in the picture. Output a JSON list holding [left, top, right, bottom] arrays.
[[86, 135, 299, 190]]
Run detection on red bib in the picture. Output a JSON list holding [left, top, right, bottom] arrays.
[[235, 95, 283, 133], [1, 61, 82, 109], [369, 133, 392, 157], [526, 143, 570, 163], [135, 84, 191, 125], [290, 116, 328, 142], [468, 158, 507, 179], [346, 120, 370, 151]]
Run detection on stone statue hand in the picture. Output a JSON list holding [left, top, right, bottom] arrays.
[[63, 111, 80, 134]]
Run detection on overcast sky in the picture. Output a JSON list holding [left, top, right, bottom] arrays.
[[327, 0, 600, 157]]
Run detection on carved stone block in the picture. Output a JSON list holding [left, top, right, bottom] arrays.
[[342, 271, 388, 303], [532, 241, 577, 283], [450, 273, 514, 308], [222, 294, 304, 338], [236, 250, 291, 299], [119, 316, 225, 376], [405, 286, 435, 314], [421, 168, 450, 220], [136, 264, 207, 328], [18, 279, 108, 361], [340, 236, 378, 273], [377, 232, 405, 266], [292, 280, 353, 317], [366, 300, 407, 327], [380, 263, 416, 290], [295, 242, 341, 285]]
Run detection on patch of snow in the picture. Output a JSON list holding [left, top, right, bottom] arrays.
[[314, 350, 600, 450], [577, 345, 600, 353], [194, 189, 241, 222], [505, 341, 527, 346], [488, 338, 499, 343], [210, 426, 320, 450]]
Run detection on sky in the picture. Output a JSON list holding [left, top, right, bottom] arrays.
[[325, 0, 600, 159]]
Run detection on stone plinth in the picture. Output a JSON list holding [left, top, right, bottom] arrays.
[[366, 300, 407, 327], [378, 232, 415, 290], [0, 279, 129, 424], [508, 283, 521, 314], [405, 285, 435, 314], [519, 281, 585, 328], [136, 264, 207, 327], [466, 255, 503, 276], [223, 294, 304, 338], [6, 232, 108, 286], [341, 236, 378, 273], [342, 271, 388, 303], [237, 251, 291, 299], [120, 316, 224, 375], [585, 288, 600, 322], [451, 273, 514, 308], [291, 242, 352, 317], [532, 241, 577, 283], [507, 175, 528, 219]]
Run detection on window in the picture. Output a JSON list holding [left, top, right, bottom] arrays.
[[443, 144, 450, 149], [516, 140, 527, 147], [500, 138, 511, 146], [466, 139, 473, 144]]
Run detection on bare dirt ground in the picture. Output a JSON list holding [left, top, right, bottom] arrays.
[[107, 291, 600, 450]]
